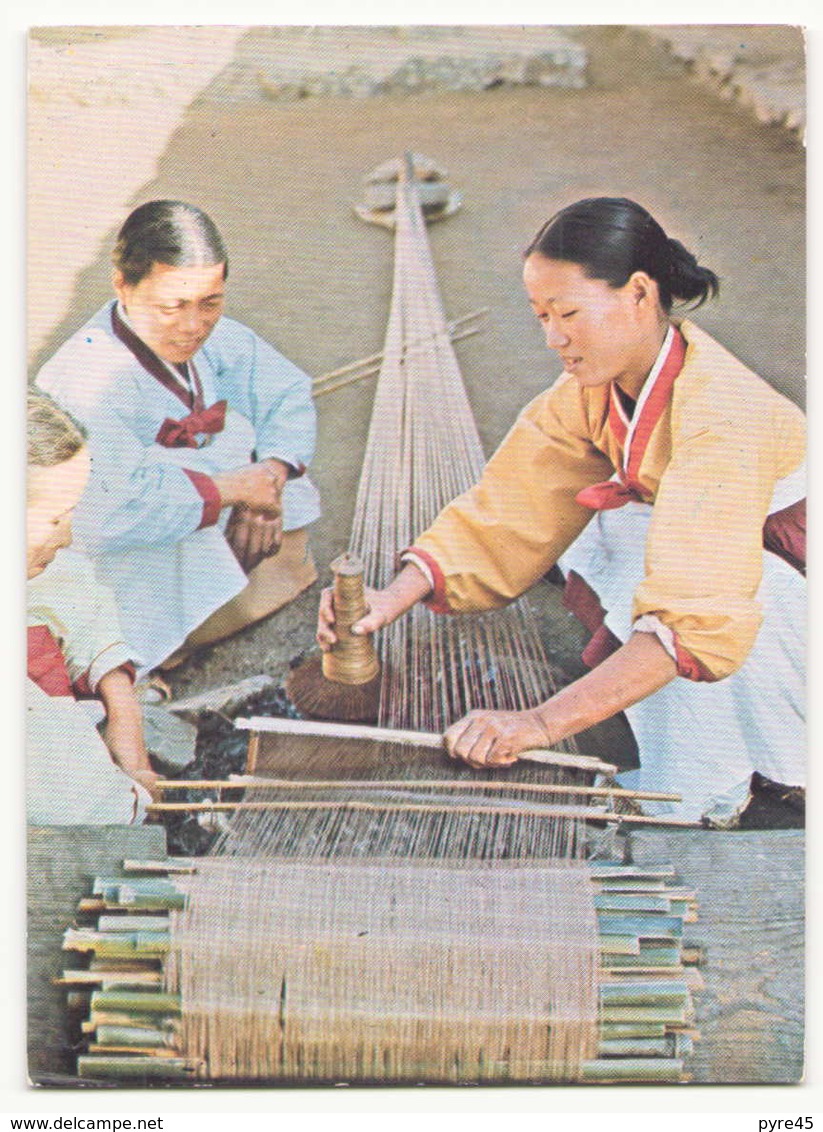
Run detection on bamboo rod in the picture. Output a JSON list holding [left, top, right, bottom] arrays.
[[121, 859, 196, 874], [597, 915, 684, 937], [77, 1056, 200, 1080], [146, 797, 700, 827], [91, 991, 181, 1014], [147, 799, 611, 820], [312, 325, 487, 398], [85, 1013, 170, 1031], [97, 916, 170, 932], [246, 730, 260, 775], [580, 1058, 685, 1082], [589, 865, 677, 879], [311, 309, 488, 386], [87, 1045, 179, 1057], [155, 777, 682, 803], [600, 982, 690, 1005], [600, 1005, 688, 1025], [599, 1022, 667, 1039], [56, 971, 163, 988]]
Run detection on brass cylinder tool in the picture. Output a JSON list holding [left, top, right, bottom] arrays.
[[285, 552, 383, 723], [321, 553, 380, 686]]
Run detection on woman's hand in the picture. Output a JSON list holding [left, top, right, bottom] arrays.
[[316, 562, 433, 651], [226, 506, 283, 572], [316, 585, 401, 651], [126, 766, 162, 801], [443, 632, 680, 770], [443, 708, 554, 769], [213, 458, 288, 516]]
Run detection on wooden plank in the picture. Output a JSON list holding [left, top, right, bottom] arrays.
[[627, 829, 804, 1084], [234, 716, 618, 776]]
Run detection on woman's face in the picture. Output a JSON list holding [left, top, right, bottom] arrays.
[[113, 261, 226, 364], [27, 449, 91, 579], [523, 254, 659, 389]]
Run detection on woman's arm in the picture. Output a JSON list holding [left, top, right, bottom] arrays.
[[443, 631, 678, 768], [98, 668, 159, 793]]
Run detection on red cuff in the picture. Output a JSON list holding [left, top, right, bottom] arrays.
[[672, 632, 717, 682], [27, 625, 73, 697], [763, 498, 806, 576], [256, 454, 306, 479], [404, 547, 452, 614], [184, 469, 221, 528]]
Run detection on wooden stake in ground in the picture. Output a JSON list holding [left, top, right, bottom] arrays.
[[285, 552, 383, 723]]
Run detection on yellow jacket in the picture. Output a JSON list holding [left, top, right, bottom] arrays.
[[410, 321, 805, 680]]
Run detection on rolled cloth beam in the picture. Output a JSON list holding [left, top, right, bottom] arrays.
[[167, 858, 601, 1083]]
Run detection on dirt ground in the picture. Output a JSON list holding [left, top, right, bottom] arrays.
[[29, 26, 805, 764]]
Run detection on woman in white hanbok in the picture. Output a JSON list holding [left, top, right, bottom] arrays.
[[38, 200, 320, 672]]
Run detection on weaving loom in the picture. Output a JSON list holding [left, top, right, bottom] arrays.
[[61, 158, 702, 1085]]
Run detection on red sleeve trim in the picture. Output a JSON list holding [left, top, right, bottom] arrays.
[[404, 546, 452, 614], [672, 631, 717, 683], [27, 625, 73, 697], [763, 498, 806, 575], [183, 469, 221, 528]]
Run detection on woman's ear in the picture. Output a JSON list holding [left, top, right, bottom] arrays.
[[628, 271, 660, 312], [112, 269, 128, 306]]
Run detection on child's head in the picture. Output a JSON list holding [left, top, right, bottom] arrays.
[[27, 391, 89, 578]]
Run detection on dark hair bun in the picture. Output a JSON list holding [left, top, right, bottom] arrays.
[[526, 197, 719, 312]]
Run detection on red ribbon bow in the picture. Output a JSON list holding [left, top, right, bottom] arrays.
[[155, 400, 227, 448], [575, 479, 647, 511]]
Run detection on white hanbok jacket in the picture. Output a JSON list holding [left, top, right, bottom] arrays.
[[37, 302, 320, 670]]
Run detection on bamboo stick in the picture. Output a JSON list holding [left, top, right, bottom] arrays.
[[598, 936, 641, 956], [146, 797, 700, 827], [594, 894, 674, 912], [246, 729, 260, 775], [600, 1005, 688, 1025], [604, 947, 683, 968], [89, 958, 161, 972], [97, 916, 170, 933], [78, 899, 107, 913], [600, 982, 690, 1005], [598, 1036, 692, 1058], [147, 798, 610, 820], [589, 864, 677, 879], [312, 324, 487, 398], [155, 776, 682, 803], [311, 308, 488, 386], [56, 971, 163, 988], [77, 1056, 200, 1080], [594, 879, 668, 892], [581, 1058, 685, 1082], [87, 1045, 179, 1057], [94, 1025, 174, 1048], [596, 915, 684, 938], [84, 1013, 169, 1031], [63, 937, 169, 960], [599, 1023, 667, 1039], [93, 876, 184, 899], [90, 990, 181, 1015], [121, 859, 197, 874]]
